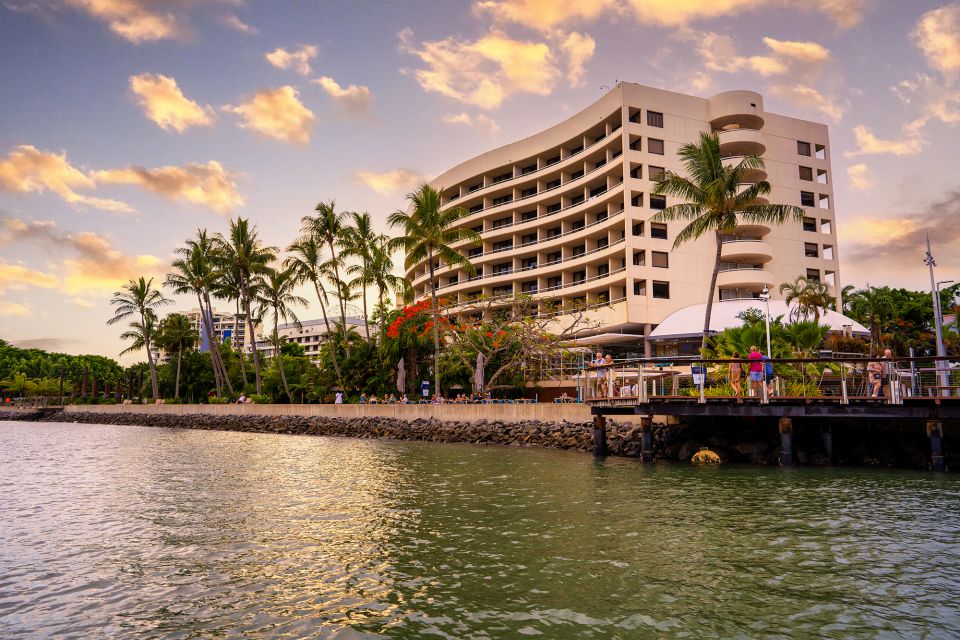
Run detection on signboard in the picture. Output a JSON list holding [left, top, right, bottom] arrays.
[[421, 380, 430, 398]]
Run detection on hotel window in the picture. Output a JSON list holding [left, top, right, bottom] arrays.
[[571, 169, 585, 179], [821, 219, 832, 234], [633, 279, 647, 296], [651, 222, 668, 239], [546, 179, 561, 189], [571, 219, 585, 231], [492, 239, 513, 251], [804, 242, 819, 258], [652, 281, 670, 299], [596, 237, 609, 249], [819, 194, 830, 209], [492, 172, 512, 184], [547, 276, 562, 289], [469, 182, 483, 192], [448, 275, 458, 285], [522, 280, 538, 293], [493, 286, 512, 297], [630, 137, 642, 151], [797, 141, 811, 156], [630, 165, 643, 179], [492, 216, 512, 229], [799, 166, 813, 181], [521, 257, 537, 269], [631, 193, 644, 207], [648, 165, 665, 181], [632, 221, 644, 236], [629, 109, 642, 124], [800, 191, 815, 207], [547, 226, 561, 238], [571, 194, 585, 206], [648, 138, 665, 155], [589, 185, 606, 198], [573, 270, 586, 284], [492, 194, 512, 206], [521, 187, 537, 198], [545, 155, 561, 166], [597, 264, 610, 277], [802, 216, 817, 232], [823, 244, 834, 260], [493, 262, 512, 275], [594, 158, 607, 169], [572, 244, 586, 257], [547, 251, 561, 264], [546, 202, 562, 213], [815, 144, 826, 159], [595, 210, 608, 222], [817, 169, 828, 184], [650, 195, 667, 210], [571, 144, 584, 155], [521, 233, 537, 245], [652, 251, 669, 268], [806, 268, 820, 282], [468, 246, 483, 258], [521, 164, 537, 175], [597, 292, 609, 303], [472, 225, 483, 234], [647, 111, 664, 128], [469, 204, 483, 213], [633, 250, 645, 266], [824, 270, 836, 286], [521, 210, 537, 222]]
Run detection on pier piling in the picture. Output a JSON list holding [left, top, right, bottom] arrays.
[[592, 415, 607, 457], [779, 417, 794, 466], [640, 416, 653, 463], [927, 420, 945, 472], [821, 425, 833, 464]]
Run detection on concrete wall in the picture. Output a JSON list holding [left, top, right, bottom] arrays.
[[63, 403, 596, 423]]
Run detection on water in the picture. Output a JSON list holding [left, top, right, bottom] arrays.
[[1, 422, 958, 639]]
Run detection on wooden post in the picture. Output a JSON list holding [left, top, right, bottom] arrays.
[[779, 417, 793, 466], [821, 425, 833, 464], [927, 420, 945, 472], [640, 416, 653, 463], [592, 415, 607, 457]]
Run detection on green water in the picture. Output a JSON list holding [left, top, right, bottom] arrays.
[[1, 421, 958, 638]]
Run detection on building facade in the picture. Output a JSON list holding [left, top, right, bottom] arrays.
[[404, 83, 841, 354], [256, 317, 367, 362]]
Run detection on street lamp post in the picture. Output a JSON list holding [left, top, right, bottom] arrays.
[[925, 232, 950, 392], [760, 286, 773, 359]]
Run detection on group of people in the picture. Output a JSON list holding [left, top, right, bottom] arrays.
[[589, 352, 616, 397], [353, 393, 409, 404], [867, 349, 895, 398], [727, 347, 775, 397]]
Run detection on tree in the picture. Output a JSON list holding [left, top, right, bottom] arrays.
[[780, 276, 833, 322], [388, 184, 480, 396], [156, 313, 198, 399], [255, 266, 308, 402], [25, 377, 60, 398], [1, 372, 28, 397], [846, 286, 896, 352], [107, 277, 171, 399], [215, 218, 277, 395], [342, 211, 377, 344], [300, 201, 350, 357], [651, 132, 806, 348]]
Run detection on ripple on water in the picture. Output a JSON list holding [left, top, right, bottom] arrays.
[[0, 421, 959, 639]]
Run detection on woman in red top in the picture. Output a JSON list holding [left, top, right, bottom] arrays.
[[748, 346, 764, 397]]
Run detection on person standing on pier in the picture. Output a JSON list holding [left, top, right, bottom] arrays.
[[867, 355, 883, 397], [729, 351, 743, 396], [748, 346, 764, 397]]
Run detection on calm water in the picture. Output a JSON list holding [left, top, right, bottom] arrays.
[[1, 422, 959, 639]]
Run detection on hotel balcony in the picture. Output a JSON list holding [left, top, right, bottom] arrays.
[[720, 239, 774, 263], [715, 267, 775, 289], [717, 128, 766, 157]]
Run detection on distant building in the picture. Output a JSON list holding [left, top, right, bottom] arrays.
[[148, 307, 259, 363], [257, 317, 368, 363]]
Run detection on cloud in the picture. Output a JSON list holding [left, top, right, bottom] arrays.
[[70, 297, 95, 309], [558, 31, 595, 87], [767, 84, 846, 123], [0, 145, 132, 213], [92, 160, 243, 213], [220, 12, 257, 35], [0, 260, 60, 293], [0, 301, 32, 317], [64, 0, 179, 43], [472, 0, 866, 31], [224, 86, 315, 145], [846, 163, 873, 191], [353, 169, 425, 195], [312, 76, 373, 116], [129, 73, 214, 133], [399, 28, 564, 110], [912, 2, 960, 81], [265, 44, 318, 75], [695, 34, 829, 81], [845, 125, 925, 157], [442, 112, 500, 134]]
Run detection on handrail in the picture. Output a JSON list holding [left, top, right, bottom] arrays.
[[443, 265, 627, 303]]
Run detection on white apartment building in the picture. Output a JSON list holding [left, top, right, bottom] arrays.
[[405, 83, 843, 356], [256, 317, 368, 362], [148, 307, 255, 363]]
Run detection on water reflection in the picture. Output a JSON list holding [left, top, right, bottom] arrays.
[[1, 422, 958, 638]]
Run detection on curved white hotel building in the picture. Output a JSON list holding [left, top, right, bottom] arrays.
[[405, 83, 841, 356]]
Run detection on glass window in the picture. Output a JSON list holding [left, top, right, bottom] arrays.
[[800, 191, 815, 207], [597, 264, 610, 277], [797, 141, 811, 156], [652, 281, 670, 299], [630, 165, 642, 179], [652, 251, 669, 268], [804, 242, 819, 258], [806, 268, 820, 282], [650, 195, 667, 210], [521, 233, 537, 245], [633, 280, 647, 296], [632, 222, 644, 236], [648, 166, 665, 181], [647, 111, 664, 128], [650, 222, 668, 239], [547, 227, 561, 238], [572, 245, 585, 257], [802, 217, 817, 232], [799, 166, 813, 181], [633, 250, 645, 266], [648, 138, 664, 155], [521, 210, 537, 222]]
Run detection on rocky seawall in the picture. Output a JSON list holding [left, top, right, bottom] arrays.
[[22, 411, 949, 469]]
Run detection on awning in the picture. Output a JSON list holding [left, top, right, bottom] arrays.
[[563, 332, 646, 347], [649, 300, 870, 340]]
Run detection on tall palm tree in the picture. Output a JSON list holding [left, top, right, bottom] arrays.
[[300, 201, 350, 356], [255, 266, 308, 402], [368, 234, 409, 339], [211, 262, 249, 386], [285, 235, 342, 384], [157, 313, 198, 399], [388, 184, 480, 395], [165, 230, 232, 397], [847, 286, 895, 351], [0, 372, 29, 397], [342, 211, 377, 344], [215, 218, 277, 395], [108, 277, 170, 399], [651, 132, 806, 348], [780, 276, 833, 322], [25, 377, 60, 398]]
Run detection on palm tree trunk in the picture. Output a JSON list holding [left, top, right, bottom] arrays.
[[428, 248, 441, 397], [197, 293, 222, 397], [328, 239, 350, 358], [233, 299, 248, 385], [204, 292, 234, 395], [313, 281, 342, 385], [362, 279, 371, 344], [143, 323, 160, 399], [701, 231, 724, 350], [175, 349, 182, 399], [274, 323, 293, 402], [242, 287, 263, 394]]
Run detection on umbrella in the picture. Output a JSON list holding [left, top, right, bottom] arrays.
[[396, 358, 405, 394], [475, 352, 485, 393]]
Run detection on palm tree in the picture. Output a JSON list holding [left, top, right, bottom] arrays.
[[165, 230, 232, 397], [651, 132, 806, 348], [255, 266, 308, 402], [780, 276, 833, 322], [300, 201, 350, 356], [215, 218, 277, 395], [342, 211, 377, 344], [26, 377, 61, 398], [368, 234, 409, 339], [108, 277, 170, 399], [211, 262, 249, 386], [847, 286, 896, 352], [157, 313, 198, 399], [0, 372, 28, 397], [388, 184, 480, 395], [285, 235, 343, 385]]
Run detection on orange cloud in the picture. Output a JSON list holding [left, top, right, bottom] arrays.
[[845, 125, 925, 157], [313, 76, 373, 116], [912, 3, 960, 80], [559, 31, 595, 87], [0, 260, 60, 293], [129, 73, 214, 133], [353, 169, 425, 195], [768, 84, 846, 123], [64, 0, 179, 43], [225, 86, 315, 145], [92, 161, 244, 213], [220, 13, 257, 35], [0, 145, 132, 213], [265, 45, 318, 75], [0, 301, 32, 317], [442, 112, 500, 134], [846, 163, 873, 191]]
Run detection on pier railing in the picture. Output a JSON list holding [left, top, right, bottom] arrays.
[[581, 354, 959, 406]]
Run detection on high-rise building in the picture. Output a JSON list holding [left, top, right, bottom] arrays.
[[404, 83, 842, 356]]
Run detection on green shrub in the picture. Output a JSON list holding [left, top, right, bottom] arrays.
[[207, 397, 229, 404], [248, 394, 271, 404]]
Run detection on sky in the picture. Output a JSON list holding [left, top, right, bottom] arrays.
[[0, 0, 958, 361]]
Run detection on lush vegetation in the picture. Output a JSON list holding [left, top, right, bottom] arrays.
[[0, 339, 123, 403]]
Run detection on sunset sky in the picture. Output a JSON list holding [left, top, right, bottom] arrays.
[[1, 0, 958, 360]]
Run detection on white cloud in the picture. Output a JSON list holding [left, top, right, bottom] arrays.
[[353, 169, 426, 195], [0, 301, 32, 317], [558, 31, 595, 87], [442, 112, 500, 134], [70, 297, 96, 309], [845, 125, 925, 157], [129, 73, 214, 133], [846, 163, 873, 191], [224, 86, 315, 145], [63, 0, 179, 43], [265, 45, 318, 76], [92, 160, 244, 213], [312, 76, 373, 116], [912, 2, 960, 81], [768, 84, 846, 123], [220, 13, 257, 35], [0, 260, 60, 293]]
